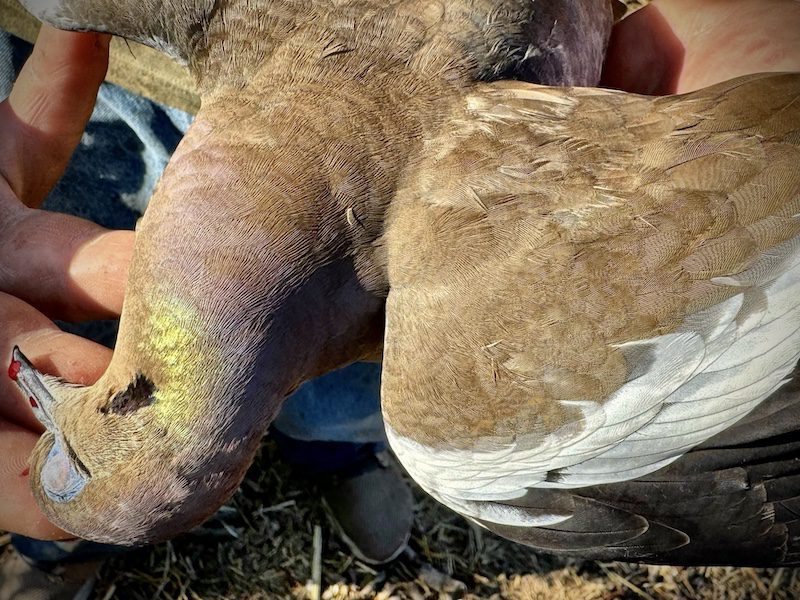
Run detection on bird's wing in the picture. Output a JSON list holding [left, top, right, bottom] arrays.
[[380, 74, 800, 534], [490, 379, 800, 564]]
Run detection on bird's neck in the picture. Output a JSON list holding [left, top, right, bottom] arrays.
[[104, 62, 453, 444]]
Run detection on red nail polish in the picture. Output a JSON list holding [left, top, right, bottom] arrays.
[[8, 359, 21, 381], [29, 396, 38, 409]]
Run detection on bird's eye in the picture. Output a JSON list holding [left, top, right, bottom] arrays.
[[61, 434, 90, 478], [101, 374, 157, 415], [41, 436, 90, 503]]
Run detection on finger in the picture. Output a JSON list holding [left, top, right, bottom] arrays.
[[652, 0, 800, 94], [602, 0, 800, 96], [0, 291, 113, 431], [0, 188, 133, 321], [601, 4, 685, 95], [0, 26, 110, 207], [0, 420, 69, 540]]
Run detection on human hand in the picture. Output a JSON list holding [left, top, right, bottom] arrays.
[[602, 0, 800, 94], [0, 26, 134, 539]]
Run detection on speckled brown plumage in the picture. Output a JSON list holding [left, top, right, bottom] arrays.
[[382, 74, 800, 446]]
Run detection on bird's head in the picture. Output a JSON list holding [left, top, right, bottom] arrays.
[[9, 309, 259, 544]]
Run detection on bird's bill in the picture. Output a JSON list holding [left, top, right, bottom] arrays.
[[9, 346, 90, 502], [9, 346, 58, 431]]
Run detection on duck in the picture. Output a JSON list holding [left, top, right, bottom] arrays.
[[10, 0, 800, 566]]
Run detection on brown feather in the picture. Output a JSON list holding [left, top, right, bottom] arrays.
[[382, 74, 800, 448]]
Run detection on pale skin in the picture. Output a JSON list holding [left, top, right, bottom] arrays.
[[1, 0, 799, 539], [0, 27, 133, 539]]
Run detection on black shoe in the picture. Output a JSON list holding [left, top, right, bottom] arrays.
[[322, 452, 414, 565], [0, 550, 101, 600]]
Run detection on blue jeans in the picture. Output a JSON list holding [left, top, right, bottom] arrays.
[[1, 30, 384, 559]]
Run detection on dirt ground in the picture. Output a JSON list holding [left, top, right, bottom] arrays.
[[3, 0, 800, 598], [68, 440, 798, 600]]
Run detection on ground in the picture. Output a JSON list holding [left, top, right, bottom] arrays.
[[3, 440, 798, 599], [4, 0, 800, 598], [73, 441, 798, 600]]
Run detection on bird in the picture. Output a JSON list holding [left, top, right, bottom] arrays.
[[10, 0, 800, 566]]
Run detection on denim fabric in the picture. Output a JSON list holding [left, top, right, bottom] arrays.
[[1, 29, 385, 558], [8, 535, 128, 566], [276, 362, 384, 443]]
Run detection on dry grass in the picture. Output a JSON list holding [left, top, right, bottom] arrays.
[[76, 441, 799, 600]]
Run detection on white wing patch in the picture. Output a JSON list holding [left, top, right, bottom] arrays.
[[385, 235, 800, 527]]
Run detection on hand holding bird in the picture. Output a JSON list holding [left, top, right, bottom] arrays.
[[2, 0, 800, 566], [0, 26, 131, 540]]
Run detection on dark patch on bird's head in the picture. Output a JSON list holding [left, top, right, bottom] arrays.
[[101, 374, 157, 415]]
